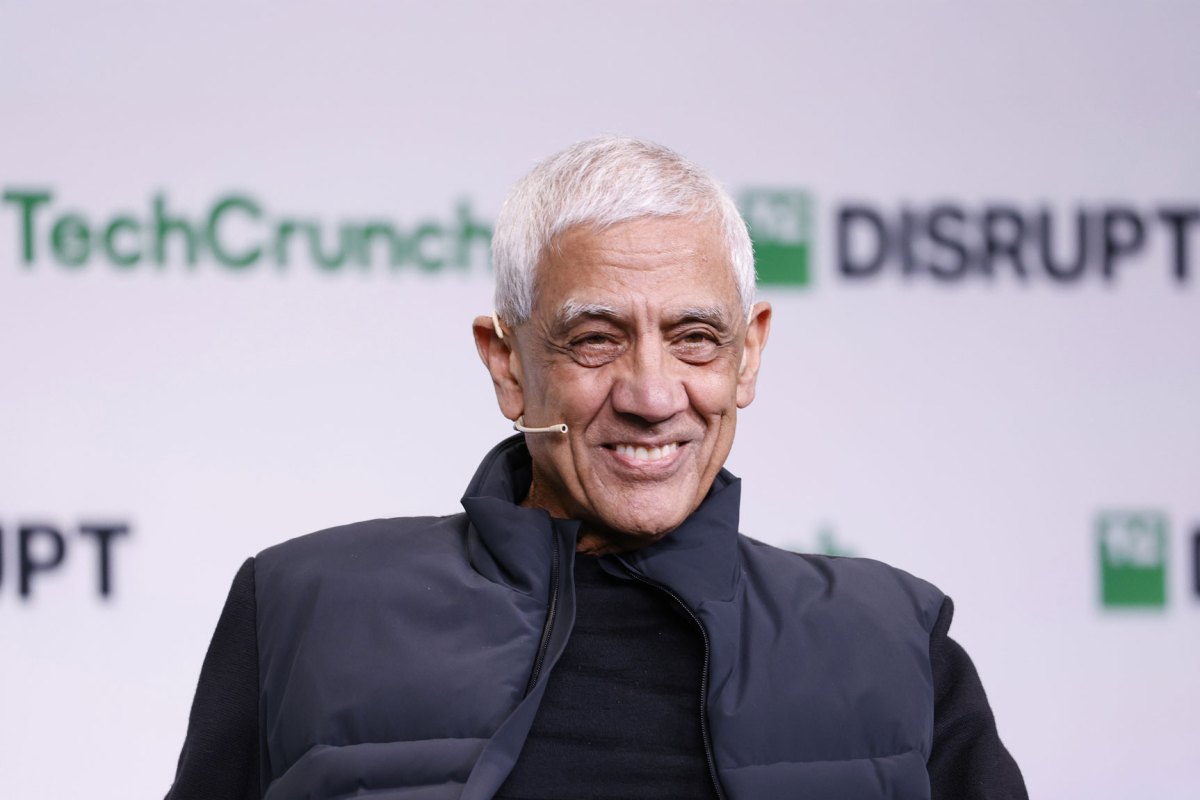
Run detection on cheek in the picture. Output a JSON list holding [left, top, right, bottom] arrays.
[[686, 370, 741, 417], [543, 368, 612, 415]]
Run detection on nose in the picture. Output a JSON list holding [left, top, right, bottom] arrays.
[[609, 340, 689, 424]]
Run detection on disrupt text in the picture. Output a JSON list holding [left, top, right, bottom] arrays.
[[838, 204, 1197, 283]]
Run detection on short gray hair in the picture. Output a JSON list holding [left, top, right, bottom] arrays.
[[491, 136, 755, 325]]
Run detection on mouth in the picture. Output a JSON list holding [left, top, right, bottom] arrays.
[[612, 442, 679, 462], [603, 440, 687, 470]]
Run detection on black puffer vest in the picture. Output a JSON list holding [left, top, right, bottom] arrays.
[[255, 436, 944, 799]]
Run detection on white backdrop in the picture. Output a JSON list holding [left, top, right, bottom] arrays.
[[1, 2, 1197, 798]]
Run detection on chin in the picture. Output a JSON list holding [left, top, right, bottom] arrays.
[[598, 502, 692, 540], [576, 495, 696, 553]]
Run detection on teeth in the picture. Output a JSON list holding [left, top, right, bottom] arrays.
[[614, 442, 678, 462]]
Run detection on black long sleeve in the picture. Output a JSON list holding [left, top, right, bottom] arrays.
[[928, 596, 1028, 800], [165, 557, 260, 800]]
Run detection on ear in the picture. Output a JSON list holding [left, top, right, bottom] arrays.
[[736, 302, 772, 409], [472, 315, 525, 421]]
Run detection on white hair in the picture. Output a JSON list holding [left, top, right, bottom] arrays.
[[492, 135, 756, 325]]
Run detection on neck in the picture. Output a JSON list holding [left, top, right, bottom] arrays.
[[519, 486, 667, 556], [574, 523, 667, 555]]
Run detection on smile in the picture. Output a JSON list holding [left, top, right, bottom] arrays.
[[611, 442, 680, 463]]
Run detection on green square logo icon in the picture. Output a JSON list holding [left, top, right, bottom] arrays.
[[1097, 511, 1168, 608], [739, 189, 814, 287]]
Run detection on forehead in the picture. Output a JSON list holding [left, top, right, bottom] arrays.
[[534, 216, 740, 319]]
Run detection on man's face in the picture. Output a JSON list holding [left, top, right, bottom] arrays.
[[478, 215, 770, 552]]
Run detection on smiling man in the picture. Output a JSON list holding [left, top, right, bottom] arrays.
[[478, 211, 767, 554], [167, 137, 1026, 800]]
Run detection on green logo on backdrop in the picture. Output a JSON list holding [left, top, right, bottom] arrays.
[[6, 186, 820, 283], [1, 188, 493, 273], [1097, 511, 1168, 608], [739, 189, 814, 287]]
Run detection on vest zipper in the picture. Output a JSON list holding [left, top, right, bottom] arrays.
[[623, 569, 727, 800], [524, 533, 561, 696]]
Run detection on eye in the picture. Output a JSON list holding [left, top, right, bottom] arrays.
[[672, 329, 720, 363], [568, 332, 624, 366]]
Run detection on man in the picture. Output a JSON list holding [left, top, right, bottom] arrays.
[[167, 137, 1027, 799]]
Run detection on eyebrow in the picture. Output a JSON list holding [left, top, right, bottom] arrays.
[[674, 305, 733, 329], [551, 299, 734, 332], [552, 299, 622, 331]]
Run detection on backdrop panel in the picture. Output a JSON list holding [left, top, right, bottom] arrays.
[[1, 3, 1197, 797]]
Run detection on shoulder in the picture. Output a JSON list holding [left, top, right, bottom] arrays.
[[254, 513, 471, 592], [258, 513, 467, 561], [736, 534, 946, 634]]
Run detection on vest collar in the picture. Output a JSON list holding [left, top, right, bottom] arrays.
[[617, 471, 742, 605], [460, 435, 742, 604]]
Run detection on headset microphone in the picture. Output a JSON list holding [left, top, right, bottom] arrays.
[[514, 416, 569, 434], [492, 313, 567, 433]]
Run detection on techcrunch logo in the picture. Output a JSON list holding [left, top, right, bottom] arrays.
[[6, 186, 1193, 289], [2, 185, 813, 285], [2, 189, 492, 272], [740, 189, 814, 287], [1096, 511, 1200, 610], [1097, 510, 1168, 608]]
